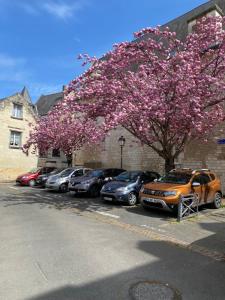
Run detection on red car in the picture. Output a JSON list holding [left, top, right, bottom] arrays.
[[16, 167, 56, 187]]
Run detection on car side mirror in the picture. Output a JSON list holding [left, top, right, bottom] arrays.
[[192, 182, 200, 187]]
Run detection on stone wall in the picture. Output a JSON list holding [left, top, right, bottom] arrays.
[[75, 126, 164, 175], [75, 124, 225, 194], [37, 149, 68, 169], [0, 94, 38, 181]]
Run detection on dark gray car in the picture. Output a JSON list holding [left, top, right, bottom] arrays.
[[100, 171, 160, 206], [69, 168, 125, 197]]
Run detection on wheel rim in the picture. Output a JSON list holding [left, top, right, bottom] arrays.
[[61, 184, 67, 192], [128, 193, 137, 205], [91, 186, 98, 197], [215, 193, 221, 207], [29, 180, 35, 187]]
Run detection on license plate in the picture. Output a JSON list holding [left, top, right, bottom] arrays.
[[143, 197, 159, 203], [104, 197, 113, 201]]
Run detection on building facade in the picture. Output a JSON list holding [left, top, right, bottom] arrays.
[[75, 0, 225, 193], [0, 88, 38, 181], [35, 91, 68, 168], [37, 1, 225, 193]]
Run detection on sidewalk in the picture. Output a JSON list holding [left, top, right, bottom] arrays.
[[156, 204, 225, 259]]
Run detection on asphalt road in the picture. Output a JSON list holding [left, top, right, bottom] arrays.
[[0, 184, 225, 300]]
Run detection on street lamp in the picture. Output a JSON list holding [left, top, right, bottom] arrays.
[[118, 135, 126, 169]]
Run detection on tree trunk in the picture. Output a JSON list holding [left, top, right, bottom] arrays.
[[66, 154, 72, 167], [165, 156, 175, 173]]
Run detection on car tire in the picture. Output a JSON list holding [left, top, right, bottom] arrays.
[[29, 180, 36, 187], [60, 183, 68, 193], [171, 204, 178, 216], [89, 185, 99, 197], [211, 192, 222, 209], [127, 192, 137, 206]]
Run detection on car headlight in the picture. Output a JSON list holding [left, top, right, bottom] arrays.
[[101, 185, 106, 192], [22, 176, 29, 179], [140, 186, 145, 193], [163, 191, 177, 197], [117, 187, 129, 192]]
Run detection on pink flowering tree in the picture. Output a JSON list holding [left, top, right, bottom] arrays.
[[63, 16, 225, 172], [23, 102, 103, 166], [25, 16, 225, 172]]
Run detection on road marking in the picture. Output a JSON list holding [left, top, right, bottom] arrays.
[[10, 186, 19, 190], [34, 193, 42, 197], [93, 210, 120, 219], [34, 262, 48, 282]]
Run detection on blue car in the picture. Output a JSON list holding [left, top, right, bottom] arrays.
[[100, 170, 160, 206]]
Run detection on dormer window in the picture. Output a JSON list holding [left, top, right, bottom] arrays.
[[12, 103, 23, 119], [188, 8, 223, 34]]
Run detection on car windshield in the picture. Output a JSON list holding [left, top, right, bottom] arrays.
[[115, 171, 141, 182], [50, 168, 64, 175], [60, 168, 74, 177], [29, 168, 41, 174], [158, 173, 191, 184], [86, 170, 104, 177]]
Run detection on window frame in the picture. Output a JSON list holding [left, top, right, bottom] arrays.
[[52, 148, 61, 157], [9, 130, 22, 148], [12, 103, 23, 119]]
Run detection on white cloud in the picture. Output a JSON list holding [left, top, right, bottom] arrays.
[[20, 3, 39, 15], [0, 53, 29, 82], [42, 1, 86, 20], [0, 52, 63, 100], [28, 82, 63, 98], [0, 53, 26, 68]]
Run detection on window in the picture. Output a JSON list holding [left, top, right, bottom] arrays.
[[39, 151, 48, 158], [72, 169, 84, 177], [12, 103, 23, 119], [10, 131, 22, 148], [52, 148, 60, 157], [192, 174, 211, 185]]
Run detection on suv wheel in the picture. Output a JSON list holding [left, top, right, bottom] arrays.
[[89, 185, 99, 197], [60, 183, 68, 193], [211, 192, 222, 209], [29, 180, 36, 187], [127, 192, 137, 206]]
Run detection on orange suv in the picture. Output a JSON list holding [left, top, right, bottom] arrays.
[[140, 168, 222, 212]]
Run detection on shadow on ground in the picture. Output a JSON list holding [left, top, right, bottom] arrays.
[[25, 239, 225, 300], [1, 184, 175, 220], [192, 217, 225, 254]]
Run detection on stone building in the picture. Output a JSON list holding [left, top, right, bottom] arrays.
[[75, 0, 225, 193], [0, 87, 38, 181], [35, 91, 69, 168], [37, 1, 225, 192]]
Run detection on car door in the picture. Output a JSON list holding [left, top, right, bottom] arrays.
[[191, 174, 206, 204], [201, 173, 213, 203], [70, 169, 84, 181]]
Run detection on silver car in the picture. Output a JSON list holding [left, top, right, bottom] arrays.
[[46, 167, 91, 192]]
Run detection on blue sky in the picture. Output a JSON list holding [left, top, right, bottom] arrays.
[[0, 0, 207, 102]]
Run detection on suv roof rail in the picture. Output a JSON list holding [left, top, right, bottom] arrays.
[[192, 168, 210, 173], [170, 168, 192, 172]]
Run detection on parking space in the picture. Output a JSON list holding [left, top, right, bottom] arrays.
[[1, 183, 225, 261]]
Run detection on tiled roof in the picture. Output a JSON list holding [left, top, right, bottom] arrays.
[[36, 92, 63, 116]]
